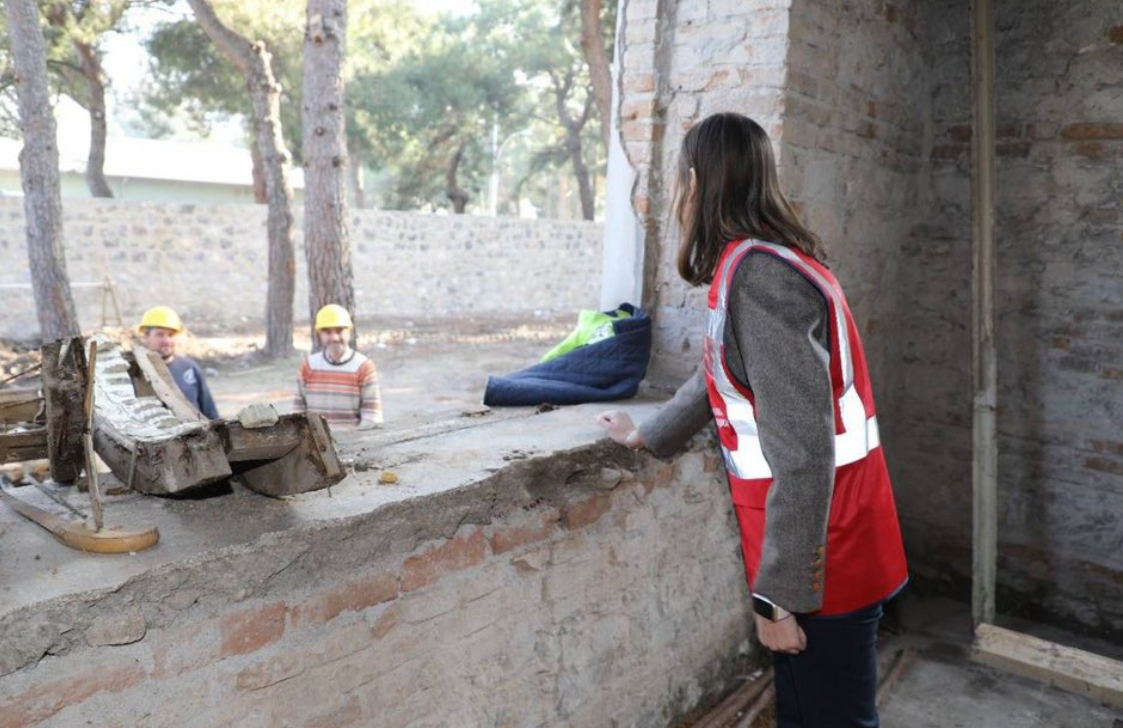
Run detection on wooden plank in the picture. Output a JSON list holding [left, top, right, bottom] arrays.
[[90, 336, 230, 495], [0, 430, 49, 464], [40, 337, 88, 483], [223, 419, 301, 462], [973, 623, 1123, 708], [235, 414, 345, 497], [0, 388, 43, 424], [131, 349, 206, 423], [970, 0, 999, 628]]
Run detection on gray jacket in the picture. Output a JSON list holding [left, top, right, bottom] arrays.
[[638, 253, 835, 613]]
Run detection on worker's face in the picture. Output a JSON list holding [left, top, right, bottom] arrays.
[[142, 328, 177, 360], [318, 327, 350, 359]]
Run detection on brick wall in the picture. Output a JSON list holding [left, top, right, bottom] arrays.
[[895, 0, 1123, 634], [618, 0, 1123, 636], [0, 199, 603, 340], [0, 447, 754, 728]]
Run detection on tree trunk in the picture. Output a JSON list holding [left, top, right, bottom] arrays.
[[446, 144, 469, 214], [4, 0, 81, 341], [579, 0, 612, 152], [71, 39, 114, 198], [187, 0, 297, 358], [302, 0, 354, 346], [348, 137, 366, 209], [554, 72, 596, 221], [249, 126, 267, 204]]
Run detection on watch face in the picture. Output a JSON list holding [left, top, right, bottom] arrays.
[[752, 595, 775, 620]]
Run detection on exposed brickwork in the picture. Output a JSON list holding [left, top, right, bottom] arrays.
[[618, 0, 1122, 635], [0, 447, 751, 727]]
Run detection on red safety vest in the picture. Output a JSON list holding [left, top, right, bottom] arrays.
[[703, 239, 908, 616]]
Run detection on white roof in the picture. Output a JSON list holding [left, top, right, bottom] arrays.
[[0, 134, 305, 189]]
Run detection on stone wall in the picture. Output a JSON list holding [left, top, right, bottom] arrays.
[[617, 0, 1123, 637], [0, 199, 603, 340], [0, 427, 754, 728]]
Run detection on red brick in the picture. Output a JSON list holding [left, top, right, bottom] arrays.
[[0, 660, 145, 728], [561, 492, 612, 530], [623, 73, 655, 94], [291, 572, 399, 627], [620, 97, 657, 121], [488, 510, 559, 554], [400, 529, 489, 592], [220, 601, 286, 658], [948, 125, 972, 142], [1061, 123, 1123, 140], [1090, 440, 1123, 457], [1085, 456, 1123, 475], [1075, 141, 1105, 159]]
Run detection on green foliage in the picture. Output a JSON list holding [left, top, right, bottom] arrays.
[[139, 0, 613, 215]]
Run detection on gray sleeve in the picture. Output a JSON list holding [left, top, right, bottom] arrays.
[[728, 253, 834, 614], [636, 367, 712, 459]]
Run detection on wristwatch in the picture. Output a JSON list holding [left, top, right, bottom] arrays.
[[752, 595, 791, 622]]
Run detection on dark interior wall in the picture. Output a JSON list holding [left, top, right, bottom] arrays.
[[897, 0, 1123, 637]]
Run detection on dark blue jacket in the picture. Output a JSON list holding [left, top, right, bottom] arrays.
[[484, 304, 651, 407], [167, 356, 220, 419]]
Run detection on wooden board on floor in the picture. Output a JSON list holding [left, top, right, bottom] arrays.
[[973, 623, 1123, 708]]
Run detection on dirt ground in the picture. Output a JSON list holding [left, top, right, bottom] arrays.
[[1, 314, 576, 430]]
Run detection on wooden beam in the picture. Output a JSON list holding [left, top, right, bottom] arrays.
[[0, 430, 48, 464], [40, 337, 88, 483], [970, 0, 999, 629], [131, 349, 206, 423], [0, 388, 43, 424], [973, 624, 1123, 708]]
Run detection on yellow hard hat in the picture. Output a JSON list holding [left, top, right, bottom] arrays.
[[138, 306, 184, 334], [315, 304, 353, 331]]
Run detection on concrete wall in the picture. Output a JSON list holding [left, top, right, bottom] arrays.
[[0, 441, 753, 728], [0, 199, 602, 340], [617, 0, 1123, 637]]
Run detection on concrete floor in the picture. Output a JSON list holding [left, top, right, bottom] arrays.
[[877, 596, 1122, 728]]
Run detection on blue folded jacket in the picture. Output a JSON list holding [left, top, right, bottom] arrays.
[[483, 303, 652, 406]]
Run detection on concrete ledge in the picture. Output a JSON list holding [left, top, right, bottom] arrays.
[[0, 401, 754, 728]]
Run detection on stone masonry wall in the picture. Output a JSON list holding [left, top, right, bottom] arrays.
[[0, 199, 603, 340], [0, 446, 754, 728], [895, 0, 1123, 635]]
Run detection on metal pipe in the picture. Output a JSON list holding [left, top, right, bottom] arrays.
[[970, 0, 998, 629]]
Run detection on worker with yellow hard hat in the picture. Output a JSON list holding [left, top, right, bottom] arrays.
[[137, 306, 220, 419], [293, 304, 383, 430]]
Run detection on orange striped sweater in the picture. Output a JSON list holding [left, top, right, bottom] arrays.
[[293, 349, 383, 428]]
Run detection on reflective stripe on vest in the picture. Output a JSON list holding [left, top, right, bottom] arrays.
[[705, 240, 880, 480]]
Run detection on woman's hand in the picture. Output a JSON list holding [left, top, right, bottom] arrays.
[[595, 410, 643, 449], [754, 613, 807, 655]]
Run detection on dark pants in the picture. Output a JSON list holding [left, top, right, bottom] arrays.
[[772, 602, 882, 728]]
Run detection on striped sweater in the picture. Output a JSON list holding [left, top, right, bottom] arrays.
[[293, 349, 383, 428]]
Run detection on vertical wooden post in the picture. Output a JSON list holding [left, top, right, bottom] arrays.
[[971, 0, 998, 629]]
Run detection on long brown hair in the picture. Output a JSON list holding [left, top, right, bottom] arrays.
[[674, 113, 825, 285]]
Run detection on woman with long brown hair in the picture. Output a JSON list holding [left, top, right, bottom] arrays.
[[597, 112, 908, 727]]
